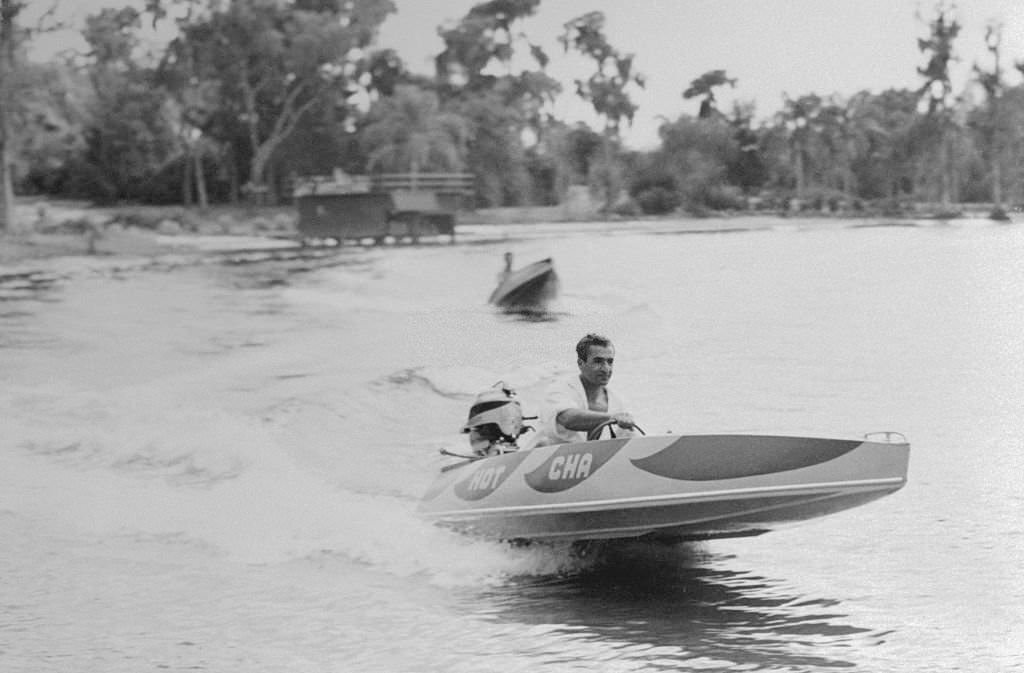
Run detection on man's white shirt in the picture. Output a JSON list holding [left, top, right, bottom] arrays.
[[529, 375, 632, 447]]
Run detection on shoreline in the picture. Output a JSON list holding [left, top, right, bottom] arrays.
[[2, 198, 1018, 274]]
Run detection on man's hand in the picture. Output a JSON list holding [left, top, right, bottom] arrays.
[[610, 412, 636, 430]]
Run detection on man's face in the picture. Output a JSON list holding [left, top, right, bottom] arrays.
[[578, 344, 614, 387]]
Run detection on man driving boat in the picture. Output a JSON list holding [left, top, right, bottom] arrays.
[[533, 333, 637, 447]]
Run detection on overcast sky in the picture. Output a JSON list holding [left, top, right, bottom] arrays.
[[31, 0, 1024, 149]]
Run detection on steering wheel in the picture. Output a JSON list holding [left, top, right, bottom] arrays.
[[587, 418, 646, 441]]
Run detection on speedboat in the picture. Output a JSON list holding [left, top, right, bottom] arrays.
[[488, 257, 559, 310], [418, 431, 909, 543]]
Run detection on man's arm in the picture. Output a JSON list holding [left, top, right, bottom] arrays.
[[556, 408, 636, 431]]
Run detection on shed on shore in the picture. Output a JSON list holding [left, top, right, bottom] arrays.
[[294, 172, 474, 244]]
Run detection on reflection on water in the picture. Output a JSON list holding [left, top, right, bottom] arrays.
[[0, 271, 62, 302], [497, 307, 566, 323], [473, 542, 876, 671]]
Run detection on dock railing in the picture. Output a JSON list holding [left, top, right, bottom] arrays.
[[293, 172, 474, 200], [367, 172, 474, 196]]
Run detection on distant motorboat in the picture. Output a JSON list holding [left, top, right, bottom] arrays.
[[418, 431, 910, 544], [488, 255, 559, 310]]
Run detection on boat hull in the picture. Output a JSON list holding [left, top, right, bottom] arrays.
[[488, 258, 559, 309], [417, 434, 909, 543]]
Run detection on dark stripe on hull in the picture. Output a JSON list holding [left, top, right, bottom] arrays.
[[632, 435, 862, 481]]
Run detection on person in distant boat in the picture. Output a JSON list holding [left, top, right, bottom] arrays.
[[461, 382, 532, 456], [497, 251, 514, 282], [532, 333, 637, 446]]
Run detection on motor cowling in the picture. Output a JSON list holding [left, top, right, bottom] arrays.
[[461, 382, 529, 454]]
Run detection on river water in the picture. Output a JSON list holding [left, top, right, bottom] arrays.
[[1, 216, 1022, 672]]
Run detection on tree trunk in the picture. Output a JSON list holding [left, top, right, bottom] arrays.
[[249, 133, 293, 202], [991, 158, 1003, 209], [239, 67, 264, 196], [266, 161, 277, 206], [182, 146, 193, 206], [0, 140, 14, 233], [0, 0, 18, 234], [598, 132, 616, 212], [795, 147, 805, 201], [842, 140, 856, 199], [194, 148, 208, 210], [939, 128, 952, 208], [248, 149, 263, 197], [228, 147, 239, 203], [249, 141, 274, 205]]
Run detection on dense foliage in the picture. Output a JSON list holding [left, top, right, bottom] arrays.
[[3, 0, 1024, 229]]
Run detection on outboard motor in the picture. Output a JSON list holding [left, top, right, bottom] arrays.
[[461, 382, 532, 456]]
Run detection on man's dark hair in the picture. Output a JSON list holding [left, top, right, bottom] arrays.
[[576, 333, 612, 362]]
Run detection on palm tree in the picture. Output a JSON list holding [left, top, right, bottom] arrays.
[[360, 85, 468, 175], [683, 70, 736, 119]]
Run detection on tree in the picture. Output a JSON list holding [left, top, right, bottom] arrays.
[[359, 84, 467, 174], [559, 11, 644, 208], [13, 62, 91, 197], [1, 0, 64, 228], [0, 0, 26, 232], [362, 47, 408, 97], [80, 6, 178, 203], [814, 97, 860, 198], [683, 69, 736, 119], [435, 0, 543, 94], [844, 89, 918, 201], [726, 100, 767, 192], [435, 0, 559, 205], [153, 0, 219, 208], [992, 86, 1024, 206], [971, 21, 1008, 215], [554, 122, 603, 186], [532, 120, 602, 206], [179, 0, 394, 202], [559, 11, 644, 136], [916, 1, 961, 207], [447, 90, 530, 207], [656, 114, 740, 211], [777, 93, 823, 200]]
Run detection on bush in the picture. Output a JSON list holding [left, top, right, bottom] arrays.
[[611, 197, 642, 217], [633, 186, 680, 214], [879, 197, 909, 216], [686, 184, 745, 212], [800, 187, 849, 213], [989, 205, 1010, 221], [628, 166, 680, 215], [748, 191, 786, 211]]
